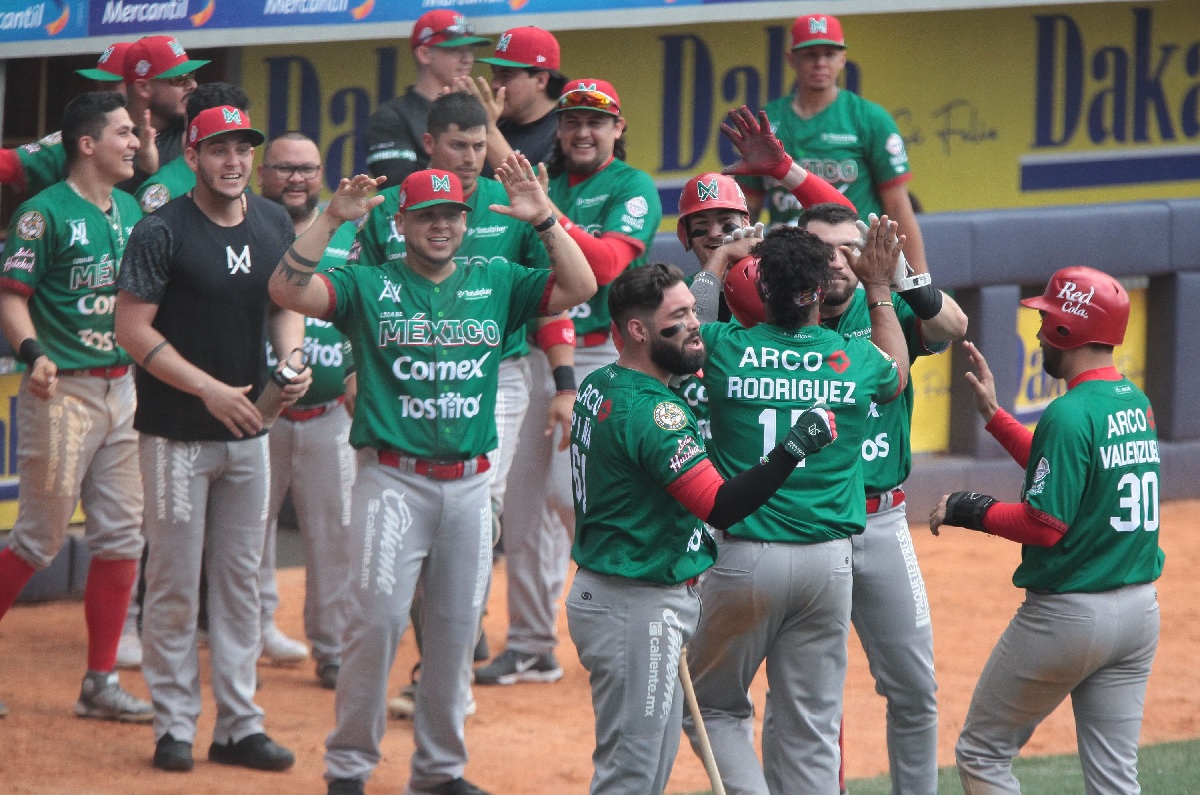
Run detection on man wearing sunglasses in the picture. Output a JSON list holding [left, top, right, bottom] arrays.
[[475, 78, 664, 688], [365, 10, 491, 188]]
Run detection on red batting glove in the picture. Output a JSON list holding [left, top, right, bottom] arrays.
[[719, 106, 794, 181]]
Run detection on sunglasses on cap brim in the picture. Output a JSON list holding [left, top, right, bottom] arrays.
[[557, 89, 620, 114]]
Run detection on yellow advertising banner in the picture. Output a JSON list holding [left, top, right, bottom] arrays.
[[241, 0, 1200, 219], [910, 351, 953, 455], [0, 374, 18, 530]]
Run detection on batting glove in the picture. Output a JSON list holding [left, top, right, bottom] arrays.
[[854, 214, 930, 292], [784, 406, 836, 461], [722, 222, 765, 246], [720, 106, 794, 181], [943, 491, 997, 531]]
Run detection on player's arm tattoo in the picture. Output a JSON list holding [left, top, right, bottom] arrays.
[[279, 246, 319, 286], [539, 228, 559, 271], [142, 339, 170, 368]]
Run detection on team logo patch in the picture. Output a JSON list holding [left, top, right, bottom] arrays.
[[17, 211, 46, 240], [696, 179, 719, 202], [431, 174, 451, 192], [809, 17, 829, 34], [3, 246, 36, 273], [827, 350, 850, 374], [885, 133, 907, 157], [497, 33, 512, 51], [624, 196, 649, 219], [1027, 456, 1050, 497], [140, 184, 171, 212], [653, 401, 686, 431], [134, 59, 152, 77], [222, 108, 242, 125]]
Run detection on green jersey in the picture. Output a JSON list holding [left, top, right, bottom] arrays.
[[0, 182, 142, 369], [744, 90, 910, 227], [266, 221, 356, 406], [700, 321, 900, 542], [135, 157, 195, 214], [570, 363, 717, 585], [821, 290, 948, 493], [16, 132, 67, 196], [548, 158, 662, 337], [322, 256, 551, 458], [1013, 373, 1164, 593], [353, 176, 547, 360]]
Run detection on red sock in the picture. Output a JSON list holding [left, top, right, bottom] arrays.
[[0, 547, 37, 622], [84, 557, 137, 672]]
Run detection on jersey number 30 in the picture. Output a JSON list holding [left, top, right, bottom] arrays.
[[1110, 471, 1159, 532]]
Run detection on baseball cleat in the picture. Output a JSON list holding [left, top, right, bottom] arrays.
[[75, 671, 153, 723], [261, 624, 308, 664], [474, 648, 563, 685], [208, 732, 295, 771]]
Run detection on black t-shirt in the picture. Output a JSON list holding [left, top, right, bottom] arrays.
[[365, 87, 432, 187], [485, 110, 559, 179], [118, 192, 293, 442], [117, 121, 186, 195]]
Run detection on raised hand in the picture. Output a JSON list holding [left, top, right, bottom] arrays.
[[453, 75, 504, 128], [961, 341, 1000, 422], [784, 406, 837, 461], [491, 152, 550, 225], [850, 214, 905, 289], [135, 109, 159, 176], [326, 174, 385, 224], [720, 105, 794, 180]]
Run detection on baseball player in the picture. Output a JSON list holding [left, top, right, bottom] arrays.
[[268, 157, 595, 795], [0, 91, 150, 723], [478, 77, 663, 687], [114, 105, 307, 774], [568, 262, 836, 795], [930, 267, 1162, 794], [794, 201, 967, 794], [741, 14, 930, 275], [257, 131, 359, 684], [683, 220, 912, 795]]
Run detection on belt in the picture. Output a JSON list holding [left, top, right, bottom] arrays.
[[577, 330, 610, 348], [866, 486, 905, 514], [377, 451, 491, 481], [281, 396, 345, 422], [58, 365, 130, 378]]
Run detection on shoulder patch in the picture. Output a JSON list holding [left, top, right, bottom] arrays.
[[1027, 456, 1050, 497], [140, 184, 171, 212], [885, 133, 906, 156], [624, 196, 649, 218], [653, 401, 687, 431], [16, 211, 46, 240]]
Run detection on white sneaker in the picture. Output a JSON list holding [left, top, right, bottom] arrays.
[[387, 682, 477, 720], [115, 631, 143, 670], [261, 624, 308, 664]]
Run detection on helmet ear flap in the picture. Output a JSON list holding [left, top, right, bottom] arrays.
[[1022, 266, 1130, 349], [676, 173, 749, 250], [724, 256, 766, 328]]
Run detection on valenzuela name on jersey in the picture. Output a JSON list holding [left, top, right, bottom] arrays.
[[1100, 407, 1160, 470], [726, 346, 858, 404]]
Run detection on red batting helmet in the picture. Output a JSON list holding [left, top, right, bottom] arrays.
[[1020, 266, 1129, 349], [676, 173, 749, 250], [723, 255, 766, 328]]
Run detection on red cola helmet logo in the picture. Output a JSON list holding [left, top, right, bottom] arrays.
[[827, 350, 850, 374]]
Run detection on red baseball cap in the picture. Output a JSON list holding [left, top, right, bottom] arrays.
[[556, 79, 621, 117], [124, 35, 209, 82], [410, 9, 490, 49], [398, 170, 472, 212], [478, 27, 560, 71], [187, 106, 265, 149], [77, 42, 132, 82], [791, 14, 846, 49]]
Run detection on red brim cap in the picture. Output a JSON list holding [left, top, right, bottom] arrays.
[[477, 26, 560, 70], [399, 169, 472, 212], [124, 35, 209, 82], [791, 14, 846, 49], [411, 9, 491, 49], [556, 78, 621, 117], [188, 106, 265, 149]]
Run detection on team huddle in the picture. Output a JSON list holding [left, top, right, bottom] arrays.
[[0, 10, 1164, 795]]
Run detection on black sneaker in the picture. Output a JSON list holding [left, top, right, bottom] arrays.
[[474, 648, 563, 685], [208, 732, 295, 771], [424, 777, 491, 795], [327, 779, 365, 795], [473, 632, 489, 663], [317, 662, 340, 690], [153, 733, 194, 772]]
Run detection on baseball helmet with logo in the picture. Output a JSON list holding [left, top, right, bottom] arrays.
[[676, 173, 749, 249], [723, 255, 766, 328], [1020, 265, 1129, 349]]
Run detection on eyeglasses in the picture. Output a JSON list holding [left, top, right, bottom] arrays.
[[154, 74, 197, 88], [557, 89, 620, 115], [265, 163, 321, 180], [419, 21, 476, 44]]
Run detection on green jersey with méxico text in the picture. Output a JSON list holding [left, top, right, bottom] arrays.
[[353, 176, 547, 360], [1014, 375, 1164, 593], [700, 321, 900, 542], [0, 181, 141, 369], [16, 132, 67, 196], [266, 221, 356, 406], [744, 90, 910, 227], [548, 158, 662, 336], [135, 157, 195, 214], [570, 363, 717, 585], [322, 256, 551, 457], [822, 289, 948, 494]]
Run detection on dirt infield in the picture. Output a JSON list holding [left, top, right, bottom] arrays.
[[3, 500, 1199, 795]]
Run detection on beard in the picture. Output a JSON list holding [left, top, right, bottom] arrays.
[[283, 192, 319, 221], [649, 332, 705, 376], [1041, 343, 1065, 379]]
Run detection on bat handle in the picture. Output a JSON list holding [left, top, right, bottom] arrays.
[[679, 651, 727, 795]]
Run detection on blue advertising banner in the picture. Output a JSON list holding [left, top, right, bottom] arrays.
[[0, 0, 86, 43]]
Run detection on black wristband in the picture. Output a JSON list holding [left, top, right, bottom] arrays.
[[898, 283, 943, 321], [533, 215, 558, 233], [552, 365, 576, 393], [18, 338, 44, 367], [944, 491, 997, 531]]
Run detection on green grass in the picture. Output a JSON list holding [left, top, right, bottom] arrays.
[[678, 738, 1200, 794]]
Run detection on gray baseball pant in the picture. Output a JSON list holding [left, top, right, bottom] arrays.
[[956, 583, 1159, 795], [851, 500, 938, 795], [566, 568, 702, 795], [139, 435, 270, 745], [502, 342, 615, 657], [325, 452, 491, 790], [684, 535, 853, 795], [260, 401, 355, 667]]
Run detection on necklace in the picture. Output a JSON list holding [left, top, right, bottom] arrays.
[[297, 209, 318, 237], [67, 179, 124, 253]]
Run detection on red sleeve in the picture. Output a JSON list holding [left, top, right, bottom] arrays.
[[536, 273, 557, 315], [877, 172, 914, 192], [665, 457, 725, 522], [562, 220, 642, 286], [0, 277, 34, 297], [0, 149, 26, 191], [981, 501, 1067, 546], [791, 172, 855, 211], [316, 274, 338, 321], [985, 408, 1034, 468]]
